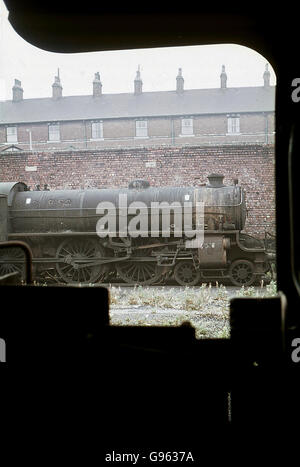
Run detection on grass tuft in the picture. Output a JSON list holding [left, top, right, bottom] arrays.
[[109, 282, 277, 339]]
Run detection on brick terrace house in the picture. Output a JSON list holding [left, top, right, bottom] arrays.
[[0, 65, 275, 151]]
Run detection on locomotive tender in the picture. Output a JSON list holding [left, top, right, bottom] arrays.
[[0, 174, 270, 286]]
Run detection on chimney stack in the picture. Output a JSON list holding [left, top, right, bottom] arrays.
[[176, 68, 184, 94], [220, 65, 227, 89], [12, 79, 23, 102], [52, 69, 63, 99], [93, 72, 102, 97], [134, 66, 143, 95], [263, 63, 270, 87]]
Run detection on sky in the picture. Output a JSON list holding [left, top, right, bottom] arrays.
[[0, 0, 276, 101]]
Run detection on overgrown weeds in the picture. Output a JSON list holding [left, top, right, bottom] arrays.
[[109, 282, 277, 339], [109, 282, 232, 311]]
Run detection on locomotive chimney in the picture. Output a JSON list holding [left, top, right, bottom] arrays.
[[207, 173, 225, 187]]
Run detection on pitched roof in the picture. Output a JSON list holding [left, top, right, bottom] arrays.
[[0, 144, 23, 152], [0, 86, 275, 125]]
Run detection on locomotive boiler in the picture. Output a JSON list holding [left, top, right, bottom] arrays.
[[0, 175, 270, 286]]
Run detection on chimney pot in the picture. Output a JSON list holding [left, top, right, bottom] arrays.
[[176, 68, 184, 94], [93, 72, 102, 97], [220, 65, 227, 89], [263, 63, 271, 87], [12, 79, 23, 102], [134, 66, 143, 95], [52, 70, 63, 99]]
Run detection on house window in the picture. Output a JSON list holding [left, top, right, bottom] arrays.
[[48, 124, 60, 141], [227, 115, 240, 134], [91, 121, 103, 139], [181, 118, 194, 135], [135, 120, 148, 137], [6, 126, 18, 143]]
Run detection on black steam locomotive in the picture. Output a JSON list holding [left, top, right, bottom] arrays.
[[0, 174, 272, 286]]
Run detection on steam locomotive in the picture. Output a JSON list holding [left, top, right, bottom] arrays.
[[0, 174, 272, 286]]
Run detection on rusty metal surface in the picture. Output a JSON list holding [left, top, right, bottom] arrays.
[[198, 235, 227, 267], [9, 181, 246, 234]]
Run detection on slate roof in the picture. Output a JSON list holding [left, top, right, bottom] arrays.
[[0, 86, 275, 125]]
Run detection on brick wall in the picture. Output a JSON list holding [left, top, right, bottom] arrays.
[[0, 144, 275, 237]]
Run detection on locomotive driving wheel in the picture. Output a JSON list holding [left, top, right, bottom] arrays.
[[56, 238, 106, 284], [173, 261, 200, 286], [116, 261, 162, 285], [229, 259, 255, 287], [0, 247, 25, 280]]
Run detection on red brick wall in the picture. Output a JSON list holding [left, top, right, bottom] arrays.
[[0, 144, 275, 237]]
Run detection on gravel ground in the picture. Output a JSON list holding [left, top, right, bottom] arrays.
[[108, 284, 276, 339], [110, 305, 229, 338]]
